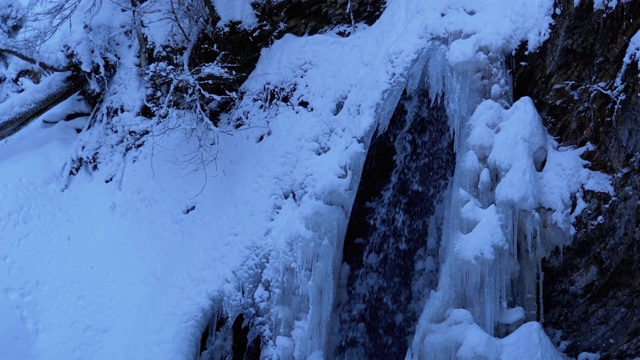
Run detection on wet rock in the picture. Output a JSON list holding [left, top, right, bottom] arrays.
[[265, 0, 386, 36]]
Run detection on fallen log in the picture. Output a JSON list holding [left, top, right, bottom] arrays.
[[0, 71, 87, 141]]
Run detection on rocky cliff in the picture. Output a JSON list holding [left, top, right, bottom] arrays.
[[514, 0, 640, 358]]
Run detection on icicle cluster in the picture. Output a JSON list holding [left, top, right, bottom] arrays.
[[407, 41, 612, 359]]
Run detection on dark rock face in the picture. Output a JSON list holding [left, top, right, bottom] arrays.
[[262, 0, 386, 36], [514, 0, 640, 358], [336, 86, 454, 359]]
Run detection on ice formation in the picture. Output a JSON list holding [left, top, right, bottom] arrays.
[[179, 0, 613, 357], [406, 39, 612, 360]]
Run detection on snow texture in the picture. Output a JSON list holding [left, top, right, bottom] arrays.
[[420, 309, 561, 360], [213, 0, 257, 28], [590, 0, 632, 10], [0, 113, 266, 359]]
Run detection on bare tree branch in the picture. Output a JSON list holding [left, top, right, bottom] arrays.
[[0, 47, 72, 72]]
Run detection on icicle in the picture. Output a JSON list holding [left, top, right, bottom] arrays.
[[408, 39, 578, 360], [403, 19, 613, 360]]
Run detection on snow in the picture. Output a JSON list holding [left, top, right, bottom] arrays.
[[574, 0, 631, 10], [0, 114, 272, 358], [611, 28, 640, 108], [419, 309, 561, 360], [0, 0, 24, 38], [455, 203, 507, 262], [591, 0, 632, 10], [0, 72, 73, 131], [38, 94, 91, 124], [0, 292, 32, 359], [578, 352, 602, 360], [623, 30, 640, 67], [212, 0, 257, 28], [0, 0, 615, 359], [499, 306, 525, 325]]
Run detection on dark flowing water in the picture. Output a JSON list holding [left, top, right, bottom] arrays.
[[335, 84, 454, 359]]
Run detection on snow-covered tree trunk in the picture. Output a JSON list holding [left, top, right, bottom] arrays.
[[0, 71, 86, 141]]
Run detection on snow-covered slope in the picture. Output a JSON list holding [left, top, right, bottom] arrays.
[[0, 0, 613, 359], [0, 112, 274, 359]]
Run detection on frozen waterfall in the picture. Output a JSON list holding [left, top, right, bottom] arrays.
[[193, 1, 613, 358], [336, 53, 454, 358], [402, 42, 612, 359]]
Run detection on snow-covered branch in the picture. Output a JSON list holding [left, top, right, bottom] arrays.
[[0, 47, 71, 72], [0, 72, 86, 141]]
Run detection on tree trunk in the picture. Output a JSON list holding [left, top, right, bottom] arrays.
[[0, 71, 87, 141]]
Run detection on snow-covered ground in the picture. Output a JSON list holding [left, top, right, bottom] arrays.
[[0, 0, 616, 359], [0, 114, 273, 359]]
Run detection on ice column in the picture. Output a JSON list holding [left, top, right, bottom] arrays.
[[407, 40, 608, 359]]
